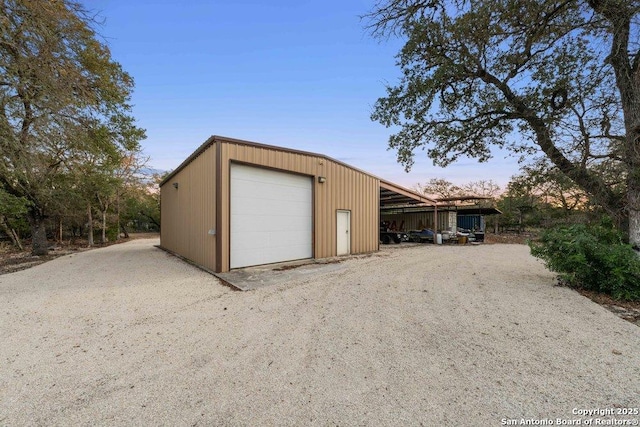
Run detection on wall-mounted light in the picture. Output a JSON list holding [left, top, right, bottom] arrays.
[[173, 182, 179, 189], [318, 176, 326, 184]]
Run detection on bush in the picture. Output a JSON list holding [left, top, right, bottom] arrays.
[[106, 226, 119, 242], [529, 220, 640, 301]]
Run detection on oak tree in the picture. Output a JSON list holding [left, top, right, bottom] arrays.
[[0, 0, 144, 254], [367, 0, 640, 247]]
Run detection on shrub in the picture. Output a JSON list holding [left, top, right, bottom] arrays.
[[529, 220, 640, 301], [106, 226, 119, 242]]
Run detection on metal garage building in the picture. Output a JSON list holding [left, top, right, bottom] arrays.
[[160, 135, 434, 273]]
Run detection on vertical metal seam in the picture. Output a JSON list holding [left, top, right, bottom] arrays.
[[377, 179, 380, 252], [215, 139, 222, 272]]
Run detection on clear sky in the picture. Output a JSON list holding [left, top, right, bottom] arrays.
[[84, 0, 521, 190]]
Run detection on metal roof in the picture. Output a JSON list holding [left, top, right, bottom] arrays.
[[381, 204, 502, 215], [436, 195, 494, 202], [160, 135, 437, 206], [379, 181, 436, 206]]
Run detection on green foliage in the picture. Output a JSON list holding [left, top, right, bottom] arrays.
[[529, 220, 640, 300], [0, 187, 29, 235], [0, 187, 28, 218], [120, 174, 161, 232], [106, 225, 119, 242]]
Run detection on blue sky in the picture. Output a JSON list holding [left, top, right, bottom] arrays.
[[85, 0, 521, 189]]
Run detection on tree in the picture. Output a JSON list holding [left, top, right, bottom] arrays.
[[461, 180, 502, 199], [514, 159, 590, 214], [416, 177, 501, 200], [0, 187, 28, 249], [113, 149, 149, 240], [366, 0, 640, 248], [499, 175, 543, 232], [0, 0, 145, 255], [120, 172, 161, 234], [415, 178, 462, 199]]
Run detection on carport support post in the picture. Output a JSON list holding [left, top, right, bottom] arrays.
[[433, 204, 438, 244]]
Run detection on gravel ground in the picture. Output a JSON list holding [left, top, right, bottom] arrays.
[[1, 238, 639, 426]]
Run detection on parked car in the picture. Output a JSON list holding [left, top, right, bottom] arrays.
[[408, 229, 435, 243], [380, 221, 408, 244], [380, 230, 407, 244]]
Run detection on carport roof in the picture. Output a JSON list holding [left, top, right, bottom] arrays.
[[381, 204, 502, 215], [380, 181, 437, 206]]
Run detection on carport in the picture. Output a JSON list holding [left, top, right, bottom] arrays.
[[379, 180, 439, 238]]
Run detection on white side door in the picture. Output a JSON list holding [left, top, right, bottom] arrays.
[[336, 210, 351, 256]]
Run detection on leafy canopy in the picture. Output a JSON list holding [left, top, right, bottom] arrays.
[[0, 0, 144, 208], [0, 0, 146, 253], [366, 0, 639, 226]]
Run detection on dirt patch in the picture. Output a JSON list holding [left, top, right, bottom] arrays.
[[0, 247, 87, 275], [576, 289, 640, 325], [484, 232, 536, 245]]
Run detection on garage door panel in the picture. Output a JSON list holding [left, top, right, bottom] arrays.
[[230, 164, 312, 269], [231, 198, 306, 215], [235, 244, 311, 268], [232, 184, 310, 205], [281, 215, 312, 231], [231, 212, 311, 233], [237, 171, 308, 188], [231, 235, 311, 263], [249, 181, 309, 196]]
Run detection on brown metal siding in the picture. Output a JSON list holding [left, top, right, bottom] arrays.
[[218, 142, 379, 272], [160, 145, 217, 271], [381, 211, 452, 232]]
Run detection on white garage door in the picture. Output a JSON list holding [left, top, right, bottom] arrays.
[[230, 163, 313, 269]]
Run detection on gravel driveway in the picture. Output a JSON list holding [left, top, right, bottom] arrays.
[[1, 238, 639, 426]]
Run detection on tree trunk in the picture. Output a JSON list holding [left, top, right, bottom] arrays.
[[101, 209, 107, 244], [628, 174, 640, 250], [139, 211, 160, 229], [87, 203, 94, 247], [11, 227, 23, 251], [28, 209, 48, 256], [588, 0, 640, 248], [116, 194, 120, 241], [120, 223, 129, 239], [518, 209, 523, 233], [1, 215, 24, 250]]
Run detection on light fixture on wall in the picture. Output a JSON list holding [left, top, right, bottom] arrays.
[[173, 182, 179, 189], [318, 176, 326, 184]]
